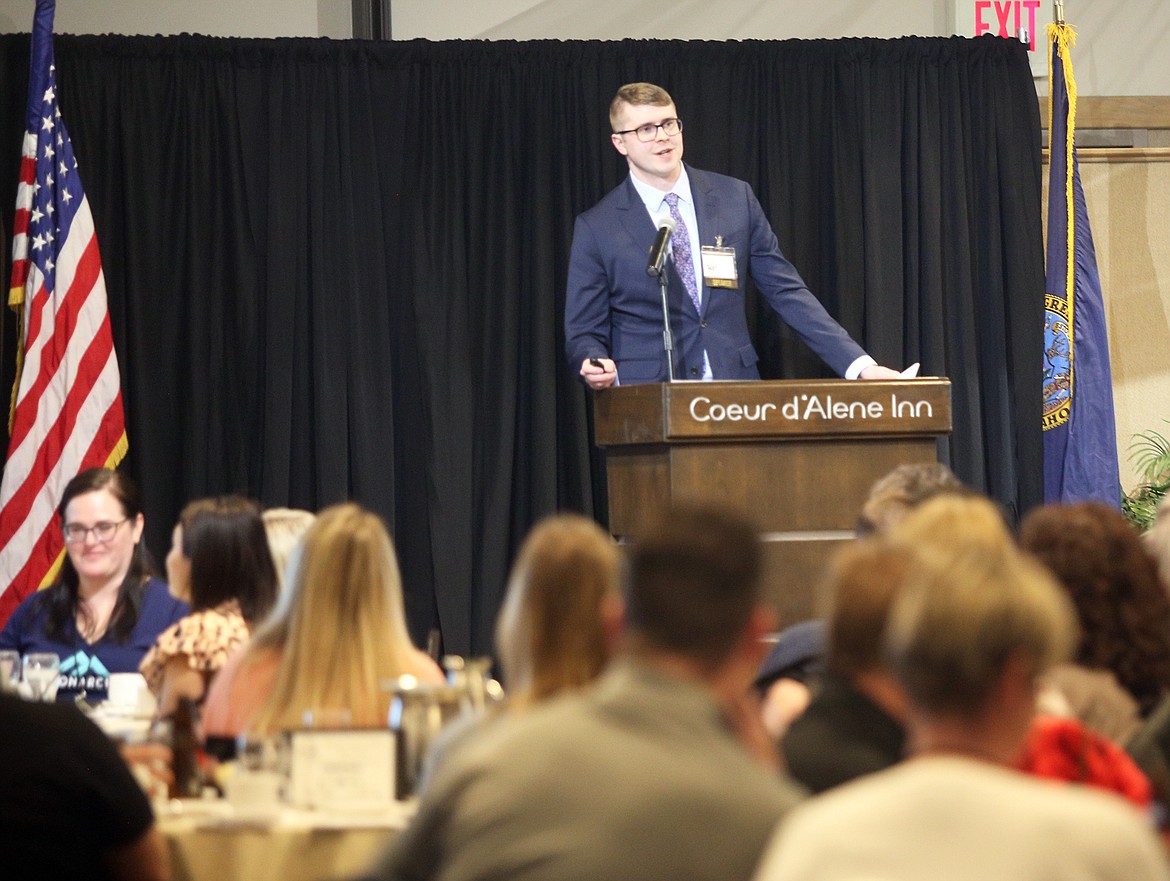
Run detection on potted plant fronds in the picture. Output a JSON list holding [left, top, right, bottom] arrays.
[[1123, 426, 1170, 532]]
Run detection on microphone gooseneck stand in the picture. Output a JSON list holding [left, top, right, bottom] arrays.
[[646, 219, 678, 383], [654, 266, 676, 383]]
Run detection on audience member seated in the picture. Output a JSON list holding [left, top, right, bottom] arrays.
[[776, 464, 973, 788], [493, 513, 620, 708], [755, 620, 825, 741], [781, 543, 912, 793], [139, 496, 279, 717], [753, 499, 1169, 881], [1127, 694, 1170, 817], [360, 505, 804, 881], [0, 468, 186, 703], [1019, 714, 1152, 810], [784, 493, 1013, 792], [1019, 502, 1170, 740], [417, 513, 621, 788], [202, 503, 442, 736], [261, 507, 317, 589], [853, 461, 967, 536], [0, 690, 168, 881]]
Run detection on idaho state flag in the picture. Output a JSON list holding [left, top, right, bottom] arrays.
[[1042, 22, 1120, 506]]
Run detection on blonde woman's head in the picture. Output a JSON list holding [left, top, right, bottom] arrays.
[[280, 503, 411, 648], [248, 503, 416, 732], [494, 514, 620, 706]]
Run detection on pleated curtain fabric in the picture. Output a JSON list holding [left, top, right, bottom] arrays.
[[0, 34, 1043, 654]]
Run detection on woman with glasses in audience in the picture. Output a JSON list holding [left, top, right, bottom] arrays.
[[202, 503, 442, 736], [139, 496, 279, 717], [0, 468, 187, 703]]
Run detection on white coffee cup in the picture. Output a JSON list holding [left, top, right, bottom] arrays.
[[108, 673, 155, 715]]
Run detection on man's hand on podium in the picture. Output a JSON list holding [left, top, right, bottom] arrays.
[[859, 363, 920, 380], [580, 357, 617, 390]]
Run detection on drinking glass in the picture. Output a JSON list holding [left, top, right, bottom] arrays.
[[22, 652, 61, 701], [0, 650, 20, 692], [231, 733, 287, 811]]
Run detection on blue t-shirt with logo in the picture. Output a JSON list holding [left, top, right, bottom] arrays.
[[0, 577, 187, 703]]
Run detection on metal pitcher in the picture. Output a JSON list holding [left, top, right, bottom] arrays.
[[384, 676, 465, 798]]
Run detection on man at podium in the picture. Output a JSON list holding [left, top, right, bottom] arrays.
[[565, 82, 903, 390]]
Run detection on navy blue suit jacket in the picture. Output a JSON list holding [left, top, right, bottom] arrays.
[[564, 166, 866, 383]]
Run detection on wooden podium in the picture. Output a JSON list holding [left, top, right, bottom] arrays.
[[593, 379, 952, 625]]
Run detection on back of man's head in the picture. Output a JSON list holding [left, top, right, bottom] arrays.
[[881, 495, 1073, 718], [624, 505, 761, 672], [825, 540, 914, 678], [884, 541, 1075, 718], [855, 462, 968, 537]]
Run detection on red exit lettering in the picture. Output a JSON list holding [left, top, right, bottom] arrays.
[[974, 0, 1041, 50]]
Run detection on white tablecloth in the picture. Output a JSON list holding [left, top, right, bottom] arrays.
[[159, 800, 413, 881]]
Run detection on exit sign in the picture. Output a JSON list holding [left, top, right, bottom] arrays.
[[950, 0, 1052, 77]]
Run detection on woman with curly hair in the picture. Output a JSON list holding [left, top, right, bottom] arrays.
[[1019, 502, 1170, 739]]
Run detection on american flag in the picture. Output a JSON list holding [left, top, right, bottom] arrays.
[[0, 0, 128, 626]]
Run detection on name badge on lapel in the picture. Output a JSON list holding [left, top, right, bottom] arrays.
[[701, 235, 738, 289]]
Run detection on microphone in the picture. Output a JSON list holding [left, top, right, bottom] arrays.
[[646, 216, 678, 277]]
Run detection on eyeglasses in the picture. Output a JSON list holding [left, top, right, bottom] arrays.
[[62, 519, 128, 544], [613, 117, 683, 142]]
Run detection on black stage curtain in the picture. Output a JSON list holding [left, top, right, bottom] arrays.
[[0, 34, 1043, 655]]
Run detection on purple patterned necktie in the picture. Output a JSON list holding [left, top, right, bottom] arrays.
[[664, 193, 701, 314]]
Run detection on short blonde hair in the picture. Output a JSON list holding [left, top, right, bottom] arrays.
[[245, 503, 418, 733], [882, 498, 1076, 716], [609, 82, 674, 131], [887, 493, 1012, 556], [885, 543, 1075, 715], [494, 514, 620, 707], [827, 494, 1007, 678]]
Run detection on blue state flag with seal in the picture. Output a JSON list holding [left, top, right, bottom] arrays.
[[1042, 22, 1121, 506]]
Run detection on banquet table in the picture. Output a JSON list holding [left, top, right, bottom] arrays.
[[158, 800, 413, 881]]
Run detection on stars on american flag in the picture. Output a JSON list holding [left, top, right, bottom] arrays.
[[26, 58, 83, 285]]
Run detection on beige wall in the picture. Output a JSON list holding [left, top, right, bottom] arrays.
[[1068, 154, 1170, 491], [1, 1, 1167, 96], [0, 0, 347, 38]]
